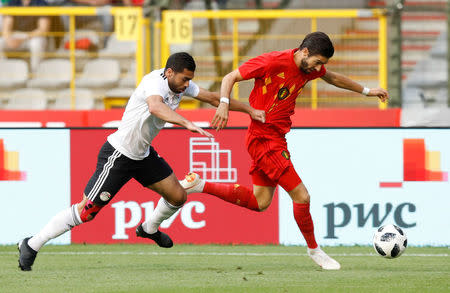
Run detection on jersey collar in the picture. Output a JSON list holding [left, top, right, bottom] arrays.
[[291, 48, 303, 74]]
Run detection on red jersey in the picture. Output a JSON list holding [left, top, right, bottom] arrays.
[[239, 48, 326, 137]]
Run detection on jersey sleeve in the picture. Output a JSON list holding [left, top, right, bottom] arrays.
[[142, 75, 167, 100], [184, 80, 200, 97], [238, 53, 273, 80]]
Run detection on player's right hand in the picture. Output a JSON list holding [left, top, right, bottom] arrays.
[[368, 87, 389, 103]]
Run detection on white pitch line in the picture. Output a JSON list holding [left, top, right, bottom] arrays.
[[1, 251, 448, 257]]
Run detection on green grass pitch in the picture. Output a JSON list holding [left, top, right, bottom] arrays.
[[1, 244, 448, 293]]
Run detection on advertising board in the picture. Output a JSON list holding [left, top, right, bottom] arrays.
[[4, 127, 447, 246], [0, 129, 70, 244], [279, 129, 450, 246], [70, 129, 279, 244], [0, 108, 400, 127]]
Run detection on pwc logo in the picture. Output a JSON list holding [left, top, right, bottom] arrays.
[[111, 200, 205, 240], [0, 139, 26, 181], [380, 138, 448, 188]]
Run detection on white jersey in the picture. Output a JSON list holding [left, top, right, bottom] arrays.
[[108, 68, 199, 160]]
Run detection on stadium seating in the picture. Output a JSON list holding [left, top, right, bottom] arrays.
[[58, 29, 100, 53], [5, 88, 48, 110], [103, 87, 133, 109], [57, 30, 101, 71], [99, 33, 136, 57], [430, 32, 446, 59], [27, 59, 71, 89], [99, 34, 136, 71], [404, 31, 448, 107], [0, 2, 445, 111], [52, 88, 95, 110], [76, 58, 120, 89], [0, 59, 28, 89], [118, 62, 136, 88]]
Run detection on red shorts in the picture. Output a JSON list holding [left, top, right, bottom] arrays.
[[246, 133, 301, 191]]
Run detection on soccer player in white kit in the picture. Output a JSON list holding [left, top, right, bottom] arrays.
[[18, 52, 266, 271]]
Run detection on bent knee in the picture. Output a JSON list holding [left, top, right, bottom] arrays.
[[166, 189, 187, 207], [301, 192, 310, 203], [289, 184, 311, 204], [256, 199, 271, 212], [294, 193, 310, 204]]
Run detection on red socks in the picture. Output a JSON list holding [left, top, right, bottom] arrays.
[[293, 202, 318, 249], [203, 183, 317, 247], [203, 182, 260, 211]]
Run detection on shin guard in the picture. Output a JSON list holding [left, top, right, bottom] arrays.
[[80, 200, 103, 222]]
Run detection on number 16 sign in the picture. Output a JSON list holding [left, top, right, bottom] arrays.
[[164, 11, 193, 44]]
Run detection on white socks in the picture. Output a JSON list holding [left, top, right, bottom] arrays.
[[142, 197, 181, 234], [28, 204, 82, 252], [27, 198, 182, 251]]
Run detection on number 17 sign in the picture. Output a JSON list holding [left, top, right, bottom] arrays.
[[164, 11, 193, 44], [114, 8, 139, 41]]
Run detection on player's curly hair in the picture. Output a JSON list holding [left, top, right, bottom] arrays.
[[299, 32, 334, 58], [165, 52, 196, 73]]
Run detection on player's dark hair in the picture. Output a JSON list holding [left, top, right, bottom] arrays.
[[299, 32, 334, 58], [165, 52, 196, 73]]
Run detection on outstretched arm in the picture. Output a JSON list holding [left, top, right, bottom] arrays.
[[146, 95, 213, 138], [321, 70, 389, 102], [211, 69, 253, 130], [194, 87, 265, 126]]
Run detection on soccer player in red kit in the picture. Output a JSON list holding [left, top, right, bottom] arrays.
[[180, 32, 389, 270]]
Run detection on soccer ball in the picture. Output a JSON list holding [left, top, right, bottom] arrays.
[[373, 224, 407, 258]]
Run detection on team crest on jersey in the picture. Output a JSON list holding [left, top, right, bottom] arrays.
[[281, 150, 290, 160], [277, 87, 290, 100]]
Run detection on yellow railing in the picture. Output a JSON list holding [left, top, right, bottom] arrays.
[[0, 8, 388, 110], [0, 6, 149, 109], [378, 12, 388, 110], [161, 9, 388, 109]]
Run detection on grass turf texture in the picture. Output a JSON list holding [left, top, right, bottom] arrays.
[[0, 244, 448, 293]]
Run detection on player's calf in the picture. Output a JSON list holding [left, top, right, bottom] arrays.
[[181, 173, 260, 211]]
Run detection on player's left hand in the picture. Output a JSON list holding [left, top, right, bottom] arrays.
[[250, 109, 266, 123], [186, 121, 214, 138], [211, 102, 229, 131], [368, 88, 389, 103]]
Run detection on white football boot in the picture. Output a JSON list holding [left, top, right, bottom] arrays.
[[307, 246, 341, 270], [179, 173, 205, 195]]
